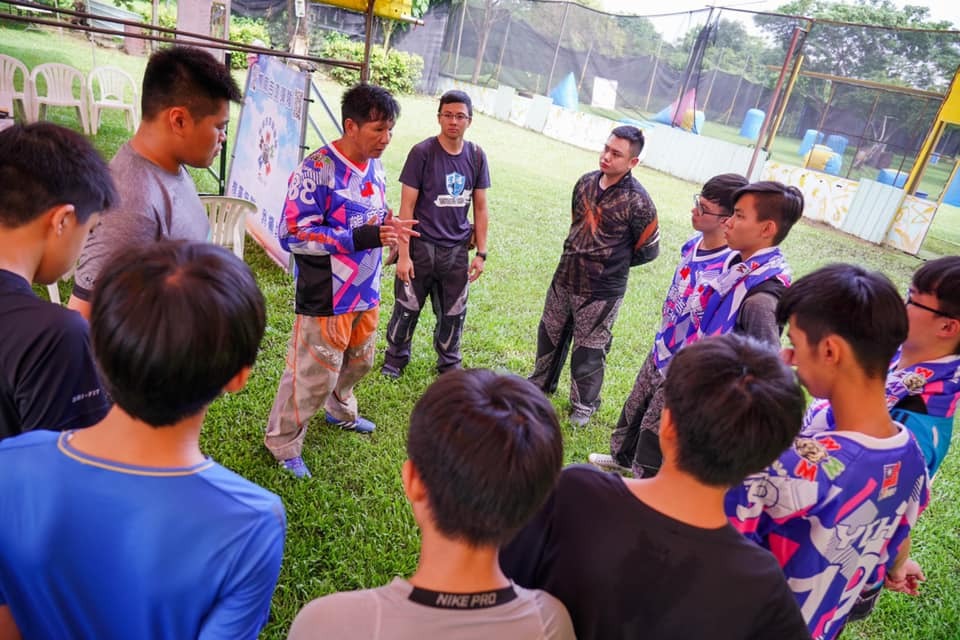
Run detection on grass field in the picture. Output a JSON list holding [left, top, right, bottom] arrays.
[[2, 22, 959, 640]]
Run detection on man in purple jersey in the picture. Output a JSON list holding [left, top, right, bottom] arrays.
[[725, 264, 929, 640], [264, 84, 418, 479], [382, 90, 490, 378]]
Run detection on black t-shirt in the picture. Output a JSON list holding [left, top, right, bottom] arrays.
[[0, 270, 109, 440], [501, 465, 811, 640]]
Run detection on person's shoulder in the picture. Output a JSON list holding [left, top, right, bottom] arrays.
[[197, 462, 285, 521], [2, 294, 88, 344], [288, 583, 389, 639], [514, 584, 576, 639], [557, 464, 623, 496], [0, 429, 60, 455]]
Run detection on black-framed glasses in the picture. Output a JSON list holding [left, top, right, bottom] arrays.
[[906, 291, 958, 320], [439, 112, 470, 122], [693, 194, 731, 218]]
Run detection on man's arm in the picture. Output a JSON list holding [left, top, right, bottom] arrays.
[[629, 197, 659, 266], [69, 211, 161, 320], [885, 537, 924, 596], [468, 187, 488, 282], [395, 184, 420, 284], [198, 504, 286, 640], [0, 605, 22, 640], [736, 291, 781, 348]]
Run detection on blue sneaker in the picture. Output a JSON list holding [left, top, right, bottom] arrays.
[[325, 412, 376, 434], [281, 456, 312, 478]]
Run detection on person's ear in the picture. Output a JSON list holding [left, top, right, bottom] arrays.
[[629, 155, 640, 169], [223, 366, 252, 393], [402, 459, 426, 503], [47, 204, 75, 237], [167, 106, 189, 135], [343, 117, 358, 137], [939, 317, 960, 342], [657, 407, 677, 459]]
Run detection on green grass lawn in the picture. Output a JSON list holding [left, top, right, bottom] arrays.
[[3, 23, 960, 640]]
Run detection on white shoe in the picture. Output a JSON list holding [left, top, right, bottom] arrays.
[[588, 453, 632, 475]]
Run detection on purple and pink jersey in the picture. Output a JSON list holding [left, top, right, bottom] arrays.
[[279, 144, 390, 317], [725, 426, 929, 640]]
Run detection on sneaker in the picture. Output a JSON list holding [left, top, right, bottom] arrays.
[[325, 412, 376, 434], [381, 364, 401, 380], [588, 453, 632, 475], [569, 408, 593, 428], [281, 456, 312, 478]]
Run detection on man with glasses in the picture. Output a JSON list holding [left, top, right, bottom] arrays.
[[529, 125, 660, 428], [591, 173, 746, 473], [804, 256, 960, 479], [382, 90, 490, 378]]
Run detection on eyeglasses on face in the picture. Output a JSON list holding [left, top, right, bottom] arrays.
[[693, 194, 731, 218], [439, 112, 470, 122], [906, 291, 958, 320]]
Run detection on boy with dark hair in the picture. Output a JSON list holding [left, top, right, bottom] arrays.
[[608, 179, 802, 477], [0, 122, 116, 440], [382, 89, 490, 378], [805, 256, 960, 478], [529, 124, 660, 427], [502, 334, 810, 640], [264, 83, 418, 478], [68, 45, 242, 320], [725, 264, 929, 640], [0, 241, 285, 639], [591, 172, 747, 474], [288, 369, 574, 639]]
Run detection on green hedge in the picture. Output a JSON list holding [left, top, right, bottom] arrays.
[[320, 35, 423, 95]]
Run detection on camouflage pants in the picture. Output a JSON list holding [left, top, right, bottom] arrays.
[[609, 351, 666, 477]]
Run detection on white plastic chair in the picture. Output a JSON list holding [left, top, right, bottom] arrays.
[[200, 196, 255, 260], [29, 63, 90, 134], [46, 283, 61, 305], [0, 54, 32, 121], [87, 66, 139, 135]]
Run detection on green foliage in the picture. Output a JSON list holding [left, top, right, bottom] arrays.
[[319, 34, 423, 94], [229, 16, 271, 69]]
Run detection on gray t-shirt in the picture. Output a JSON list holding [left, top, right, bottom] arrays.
[[72, 143, 209, 300], [287, 577, 575, 640]]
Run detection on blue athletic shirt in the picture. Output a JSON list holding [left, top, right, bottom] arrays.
[[725, 425, 929, 640], [0, 430, 286, 640], [279, 143, 389, 317]]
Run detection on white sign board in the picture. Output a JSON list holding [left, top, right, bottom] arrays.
[[227, 56, 309, 271], [591, 77, 618, 111]]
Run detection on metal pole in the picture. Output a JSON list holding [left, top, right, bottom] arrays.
[[764, 52, 804, 152], [361, 0, 375, 83], [746, 25, 805, 180], [545, 0, 570, 96], [453, 0, 467, 79]]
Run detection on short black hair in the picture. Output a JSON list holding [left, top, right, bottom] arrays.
[[610, 125, 645, 158], [701, 173, 748, 215], [90, 241, 266, 427], [664, 334, 804, 487], [0, 122, 116, 227], [438, 90, 472, 117], [732, 181, 804, 245], [341, 83, 400, 130], [776, 263, 907, 379], [407, 369, 563, 546], [913, 256, 960, 319], [141, 46, 241, 120]]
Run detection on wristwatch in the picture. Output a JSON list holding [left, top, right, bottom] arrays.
[[476, 251, 487, 260]]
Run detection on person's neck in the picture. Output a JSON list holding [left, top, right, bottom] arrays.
[[409, 528, 510, 593], [68, 405, 206, 468], [898, 342, 954, 369], [624, 463, 729, 529], [0, 228, 42, 284], [129, 127, 181, 175], [332, 139, 369, 167], [436, 133, 464, 155], [699, 230, 727, 251], [830, 377, 897, 438], [599, 170, 626, 190], [735, 243, 773, 262]]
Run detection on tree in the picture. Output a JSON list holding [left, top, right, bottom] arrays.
[[379, 0, 435, 51]]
